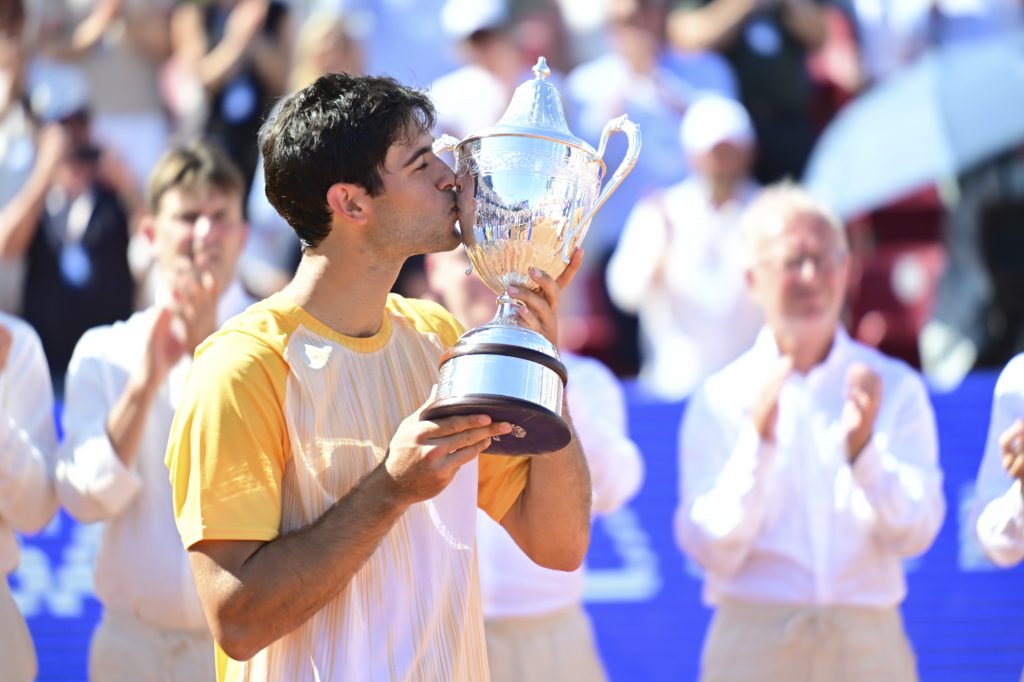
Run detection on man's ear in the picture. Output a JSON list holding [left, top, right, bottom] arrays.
[[326, 183, 370, 223]]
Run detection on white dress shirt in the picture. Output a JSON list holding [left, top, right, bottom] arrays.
[[55, 283, 253, 631], [974, 353, 1024, 567], [676, 327, 945, 608], [607, 176, 763, 401], [0, 312, 58, 576], [477, 352, 645, 619]]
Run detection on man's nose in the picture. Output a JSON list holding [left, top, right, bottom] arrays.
[[192, 216, 217, 248], [436, 163, 456, 192]]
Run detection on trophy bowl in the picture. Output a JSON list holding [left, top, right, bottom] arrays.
[[423, 57, 641, 455]]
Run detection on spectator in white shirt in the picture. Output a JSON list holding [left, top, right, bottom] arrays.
[[675, 183, 944, 682], [607, 94, 762, 401], [0, 311, 58, 682], [973, 353, 1024, 568], [55, 139, 251, 682], [425, 247, 645, 682]]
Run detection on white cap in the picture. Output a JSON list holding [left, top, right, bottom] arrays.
[[28, 61, 89, 123], [441, 0, 508, 41], [680, 94, 755, 156]]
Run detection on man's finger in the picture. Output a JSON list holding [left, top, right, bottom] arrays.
[[554, 247, 583, 291], [418, 413, 493, 438], [429, 422, 512, 454], [529, 266, 560, 307], [442, 436, 494, 468], [998, 420, 1024, 454], [1009, 454, 1024, 480]]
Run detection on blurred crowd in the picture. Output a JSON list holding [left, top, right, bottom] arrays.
[[2, 1, 1024, 680], [0, 0, 1022, 397]]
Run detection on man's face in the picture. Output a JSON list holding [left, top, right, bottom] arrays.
[[369, 127, 459, 258], [693, 140, 753, 186], [147, 186, 248, 297], [747, 211, 849, 340]]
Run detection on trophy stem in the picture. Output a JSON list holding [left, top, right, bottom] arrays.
[[493, 292, 523, 326]]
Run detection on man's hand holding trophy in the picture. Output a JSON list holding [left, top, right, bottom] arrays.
[[424, 57, 641, 455]]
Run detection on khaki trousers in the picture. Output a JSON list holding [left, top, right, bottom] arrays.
[[701, 598, 919, 682], [0, 578, 37, 682], [485, 604, 608, 682], [89, 610, 215, 682]]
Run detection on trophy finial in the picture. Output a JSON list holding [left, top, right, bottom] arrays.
[[532, 57, 551, 80]]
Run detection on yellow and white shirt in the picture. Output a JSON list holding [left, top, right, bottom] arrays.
[[166, 292, 530, 682]]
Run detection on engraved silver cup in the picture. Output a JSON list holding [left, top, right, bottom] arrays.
[[423, 57, 641, 455]]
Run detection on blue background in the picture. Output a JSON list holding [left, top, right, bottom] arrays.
[[11, 371, 1023, 681]]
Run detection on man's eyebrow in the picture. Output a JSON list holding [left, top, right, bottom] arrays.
[[402, 144, 432, 168]]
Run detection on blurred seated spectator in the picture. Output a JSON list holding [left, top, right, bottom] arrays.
[[973, 352, 1024, 568], [430, 0, 530, 140], [242, 8, 364, 300], [168, 0, 294, 188], [12, 68, 134, 391], [566, 0, 739, 327], [921, 149, 1024, 389], [0, 311, 59, 682], [607, 95, 761, 400], [30, 0, 174, 195], [849, 0, 1023, 86], [0, 1, 36, 314], [667, 0, 826, 184]]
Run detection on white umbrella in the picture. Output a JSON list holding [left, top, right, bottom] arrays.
[[803, 30, 1024, 219]]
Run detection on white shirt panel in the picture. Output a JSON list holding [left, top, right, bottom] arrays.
[[974, 353, 1024, 567], [477, 353, 644, 618], [0, 312, 58, 575], [676, 328, 945, 608]]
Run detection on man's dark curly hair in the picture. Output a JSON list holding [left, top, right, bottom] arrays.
[[259, 73, 437, 249]]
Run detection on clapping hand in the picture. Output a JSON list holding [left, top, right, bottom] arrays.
[[751, 355, 794, 444], [842, 363, 882, 462], [998, 419, 1024, 482]]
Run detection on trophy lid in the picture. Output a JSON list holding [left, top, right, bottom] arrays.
[[465, 57, 595, 154]]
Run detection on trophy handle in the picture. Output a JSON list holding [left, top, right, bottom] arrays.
[[561, 114, 641, 263]]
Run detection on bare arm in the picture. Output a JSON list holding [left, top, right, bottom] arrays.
[[667, 0, 759, 53], [171, 0, 268, 94], [499, 408, 592, 570], [780, 0, 826, 50], [121, 6, 172, 62], [187, 409, 510, 661], [501, 249, 593, 570], [244, 8, 293, 97], [0, 126, 67, 259]]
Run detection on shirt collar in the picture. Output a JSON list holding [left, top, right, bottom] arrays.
[[752, 325, 853, 380]]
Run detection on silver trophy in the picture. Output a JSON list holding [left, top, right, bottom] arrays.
[[423, 57, 641, 455]]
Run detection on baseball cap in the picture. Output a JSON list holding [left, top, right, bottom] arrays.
[[441, 0, 508, 41], [28, 61, 89, 123], [680, 94, 755, 156]]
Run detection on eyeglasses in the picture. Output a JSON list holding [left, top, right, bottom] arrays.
[[757, 250, 847, 277]]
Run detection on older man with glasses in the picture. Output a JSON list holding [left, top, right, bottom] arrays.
[[674, 183, 945, 682]]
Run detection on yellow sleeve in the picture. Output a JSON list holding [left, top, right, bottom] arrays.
[[165, 330, 291, 549], [388, 295, 531, 520], [478, 453, 530, 522]]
